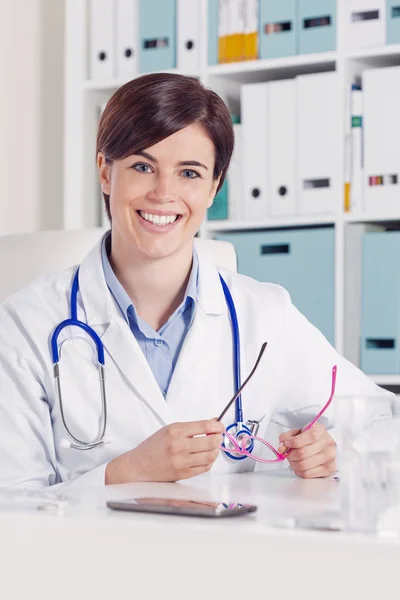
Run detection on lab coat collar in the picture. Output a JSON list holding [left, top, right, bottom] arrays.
[[78, 235, 229, 326], [76, 235, 229, 426]]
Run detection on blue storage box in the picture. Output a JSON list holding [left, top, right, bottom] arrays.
[[297, 0, 337, 54], [139, 0, 176, 73], [216, 227, 335, 345], [259, 0, 297, 59], [361, 231, 400, 374], [387, 0, 400, 44], [208, 0, 219, 65]]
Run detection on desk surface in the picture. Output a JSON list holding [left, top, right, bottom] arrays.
[[0, 471, 399, 600]]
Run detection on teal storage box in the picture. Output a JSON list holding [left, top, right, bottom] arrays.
[[259, 0, 297, 59], [387, 1, 400, 44], [297, 0, 336, 54], [216, 227, 335, 344], [139, 0, 176, 73], [361, 232, 400, 375], [208, 0, 219, 65], [208, 180, 228, 220]]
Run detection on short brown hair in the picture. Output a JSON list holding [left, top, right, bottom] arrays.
[[96, 73, 234, 219]]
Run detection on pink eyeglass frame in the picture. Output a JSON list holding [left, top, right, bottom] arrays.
[[220, 364, 338, 463]]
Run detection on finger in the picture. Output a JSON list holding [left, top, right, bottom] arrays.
[[294, 459, 337, 480], [187, 448, 220, 468], [286, 438, 327, 463], [279, 429, 301, 444], [178, 464, 217, 480], [180, 419, 225, 438], [282, 423, 325, 450], [288, 446, 336, 473], [187, 433, 223, 453]]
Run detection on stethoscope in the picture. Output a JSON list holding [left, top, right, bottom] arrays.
[[51, 268, 258, 458]]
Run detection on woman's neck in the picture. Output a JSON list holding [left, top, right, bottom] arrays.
[[110, 237, 194, 330]]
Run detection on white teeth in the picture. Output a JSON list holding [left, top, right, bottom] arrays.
[[139, 211, 178, 226]]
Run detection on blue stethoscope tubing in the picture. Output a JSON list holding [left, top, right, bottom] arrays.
[[51, 268, 252, 457], [218, 275, 254, 460], [51, 269, 107, 450]]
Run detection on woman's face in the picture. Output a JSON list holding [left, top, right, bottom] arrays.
[[98, 124, 220, 261]]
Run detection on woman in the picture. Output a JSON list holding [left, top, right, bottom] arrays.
[[0, 73, 389, 489]]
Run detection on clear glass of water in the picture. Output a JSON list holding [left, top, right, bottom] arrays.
[[335, 393, 400, 535]]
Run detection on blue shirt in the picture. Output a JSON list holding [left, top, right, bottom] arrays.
[[101, 235, 198, 397]]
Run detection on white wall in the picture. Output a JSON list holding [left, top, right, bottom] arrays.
[[0, 0, 65, 235]]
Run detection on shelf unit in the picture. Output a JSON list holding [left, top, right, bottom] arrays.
[[64, 0, 400, 388]]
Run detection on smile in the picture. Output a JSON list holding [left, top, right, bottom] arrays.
[[138, 211, 181, 227]]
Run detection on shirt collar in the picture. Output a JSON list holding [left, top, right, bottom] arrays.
[[101, 232, 199, 325]]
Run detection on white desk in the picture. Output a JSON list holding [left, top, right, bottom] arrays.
[[0, 471, 399, 600]]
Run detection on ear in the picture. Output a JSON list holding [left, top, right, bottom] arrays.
[[97, 152, 112, 195], [207, 175, 222, 209]]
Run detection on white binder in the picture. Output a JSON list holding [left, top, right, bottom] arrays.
[[345, 0, 386, 50], [268, 80, 296, 217], [89, 0, 115, 80], [177, 0, 201, 72], [227, 124, 243, 221], [241, 83, 269, 220], [297, 72, 341, 215], [116, 0, 139, 80], [364, 66, 400, 216]]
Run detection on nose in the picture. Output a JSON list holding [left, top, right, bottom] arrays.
[[147, 173, 176, 205]]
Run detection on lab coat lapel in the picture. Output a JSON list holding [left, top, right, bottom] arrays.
[[166, 249, 233, 421], [78, 238, 170, 426]]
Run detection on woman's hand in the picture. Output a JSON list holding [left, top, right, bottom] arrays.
[[277, 422, 336, 479], [105, 419, 225, 485]]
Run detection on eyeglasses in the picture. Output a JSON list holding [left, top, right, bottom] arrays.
[[217, 343, 338, 463]]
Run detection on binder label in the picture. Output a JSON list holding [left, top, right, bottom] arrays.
[[303, 16, 331, 29], [368, 174, 398, 186], [303, 178, 331, 189], [392, 6, 400, 18], [264, 21, 292, 35], [144, 38, 169, 49], [351, 10, 380, 22], [261, 244, 290, 256]]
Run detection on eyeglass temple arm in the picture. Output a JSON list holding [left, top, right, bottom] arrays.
[[217, 342, 268, 422]]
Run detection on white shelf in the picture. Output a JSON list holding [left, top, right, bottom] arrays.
[[206, 215, 336, 232], [83, 68, 200, 91], [206, 51, 337, 77], [370, 375, 400, 387], [345, 213, 400, 223], [348, 44, 400, 61]]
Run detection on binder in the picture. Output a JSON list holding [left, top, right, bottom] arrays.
[[116, 0, 139, 80], [208, 0, 219, 65], [177, 0, 201, 72], [215, 227, 335, 345], [363, 66, 400, 216], [297, 0, 337, 54], [361, 231, 400, 374], [259, 0, 296, 59], [244, 0, 259, 60], [268, 79, 296, 217], [89, 0, 115, 80], [227, 123, 243, 221], [387, 0, 400, 43], [297, 72, 341, 215], [241, 83, 269, 220], [139, 0, 176, 73], [230, 0, 245, 62], [350, 85, 364, 212], [345, 1, 386, 50]]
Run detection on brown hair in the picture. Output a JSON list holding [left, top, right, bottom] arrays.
[[96, 73, 234, 219]]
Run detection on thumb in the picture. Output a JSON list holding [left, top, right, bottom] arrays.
[[278, 428, 301, 454]]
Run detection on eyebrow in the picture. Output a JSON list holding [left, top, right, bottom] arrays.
[[136, 150, 208, 171]]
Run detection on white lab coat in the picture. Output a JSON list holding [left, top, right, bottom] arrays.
[[0, 238, 391, 489]]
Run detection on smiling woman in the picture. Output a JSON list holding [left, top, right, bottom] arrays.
[[0, 73, 393, 490]]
